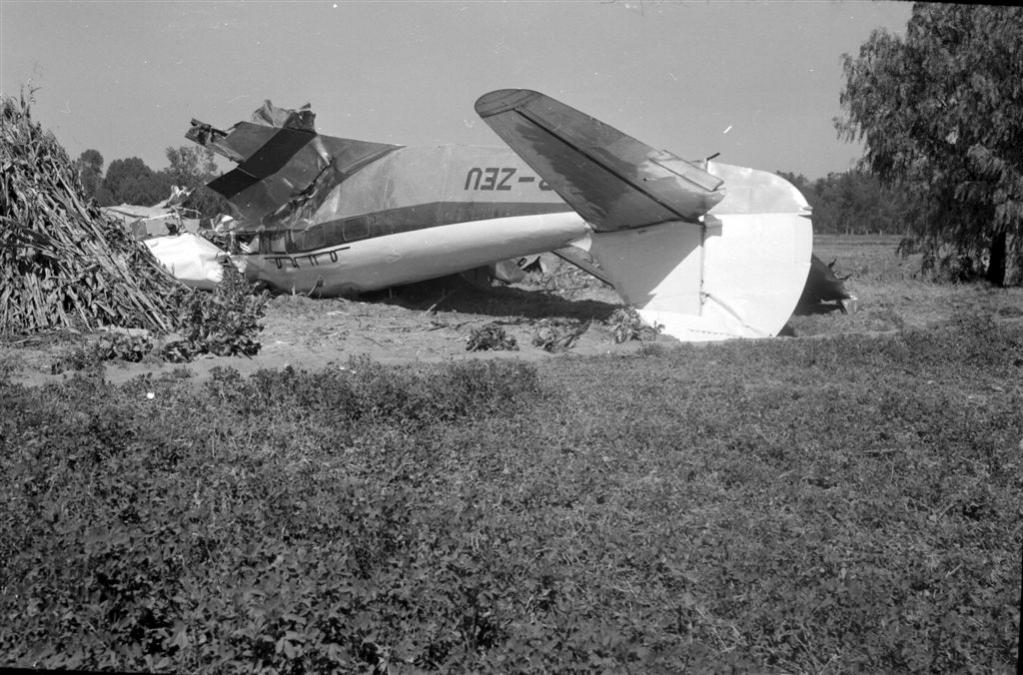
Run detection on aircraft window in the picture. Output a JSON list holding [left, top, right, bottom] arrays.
[[319, 221, 340, 247], [269, 231, 288, 253], [345, 219, 369, 242], [299, 224, 325, 250]]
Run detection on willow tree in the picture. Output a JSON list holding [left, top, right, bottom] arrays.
[[837, 4, 1023, 285]]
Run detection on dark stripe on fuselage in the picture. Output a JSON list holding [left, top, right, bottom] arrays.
[[209, 127, 316, 199], [254, 201, 574, 255]]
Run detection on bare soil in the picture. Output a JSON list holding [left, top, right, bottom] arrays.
[[0, 270, 667, 387]]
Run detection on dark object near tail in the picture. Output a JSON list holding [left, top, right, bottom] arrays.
[[796, 255, 855, 314]]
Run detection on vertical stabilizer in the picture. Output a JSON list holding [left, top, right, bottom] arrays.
[[587, 163, 812, 341]]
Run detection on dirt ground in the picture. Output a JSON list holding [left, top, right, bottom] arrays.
[[3, 236, 1022, 387], [0, 270, 670, 387]]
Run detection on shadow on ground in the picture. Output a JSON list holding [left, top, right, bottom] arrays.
[[367, 275, 622, 322]]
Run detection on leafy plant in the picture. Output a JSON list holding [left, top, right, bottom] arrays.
[[606, 307, 661, 343], [2, 322, 1020, 672], [164, 264, 269, 361], [50, 331, 153, 374], [466, 322, 518, 351], [531, 318, 590, 352], [44, 267, 269, 370]]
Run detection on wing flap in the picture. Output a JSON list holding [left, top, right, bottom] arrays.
[[475, 89, 724, 231]]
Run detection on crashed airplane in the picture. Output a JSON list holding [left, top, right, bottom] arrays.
[[186, 90, 813, 342]]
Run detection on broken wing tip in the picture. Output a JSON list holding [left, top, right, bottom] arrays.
[[474, 88, 542, 118]]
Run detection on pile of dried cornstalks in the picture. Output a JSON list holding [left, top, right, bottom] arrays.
[[1, 91, 184, 333]]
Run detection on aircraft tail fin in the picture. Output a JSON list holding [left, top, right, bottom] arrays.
[[475, 89, 813, 341], [585, 163, 813, 341], [187, 101, 400, 224]]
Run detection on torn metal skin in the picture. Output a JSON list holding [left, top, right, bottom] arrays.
[[102, 185, 200, 239]]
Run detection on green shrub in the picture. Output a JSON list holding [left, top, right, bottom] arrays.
[[50, 331, 154, 374], [531, 318, 589, 353], [606, 307, 661, 343], [466, 322, 518, 352], [46, 266, 270, 372], [165, 265, 269, 361]]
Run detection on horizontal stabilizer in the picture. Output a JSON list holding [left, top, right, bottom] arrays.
[[475, 89, 724, 231]]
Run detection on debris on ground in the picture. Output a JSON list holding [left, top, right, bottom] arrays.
[[102, 185, 201, 239], [532, 317, 591, 353], [606, 307, 662, 343], [796, 254, 858, 314], [466, 322, 518, 351], [143, 233, 228, 290]]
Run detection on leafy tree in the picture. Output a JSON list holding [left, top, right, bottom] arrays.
[[160, 145, 231, 219], [163, 145, 217, 187], [778, 170, 910, 235], [837, 4, 1023, 285], [102, 157, 171, 207], [74, 149, 105, 201]]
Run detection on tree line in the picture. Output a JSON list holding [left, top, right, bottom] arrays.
[[775, 170, 910, 236], [76, 145, 229, 220]]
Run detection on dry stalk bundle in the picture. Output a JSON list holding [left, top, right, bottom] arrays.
[[1, 91, 184, 334]]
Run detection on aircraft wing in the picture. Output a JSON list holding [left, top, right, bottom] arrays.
[[475, 89, 725, 231]]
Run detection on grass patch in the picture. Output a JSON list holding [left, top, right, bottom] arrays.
[[1, 322, 1020, 671]]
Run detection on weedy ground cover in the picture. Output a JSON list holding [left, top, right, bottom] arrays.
[[1, 313, 1020, 672]]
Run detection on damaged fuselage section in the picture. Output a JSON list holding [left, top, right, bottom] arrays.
[[187, 102, 580, 297], [188, 92, 815, 342]]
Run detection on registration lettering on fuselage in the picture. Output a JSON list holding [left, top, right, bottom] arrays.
[[463, 167, 552, 191]]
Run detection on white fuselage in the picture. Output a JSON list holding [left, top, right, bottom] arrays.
[[234, 211, 590, 295]]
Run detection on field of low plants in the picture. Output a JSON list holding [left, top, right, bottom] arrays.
[[1, 235, 1022, 672], [2, 318, 1021, 671]]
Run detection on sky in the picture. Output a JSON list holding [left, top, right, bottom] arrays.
[[1, 0, 911, 180]]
